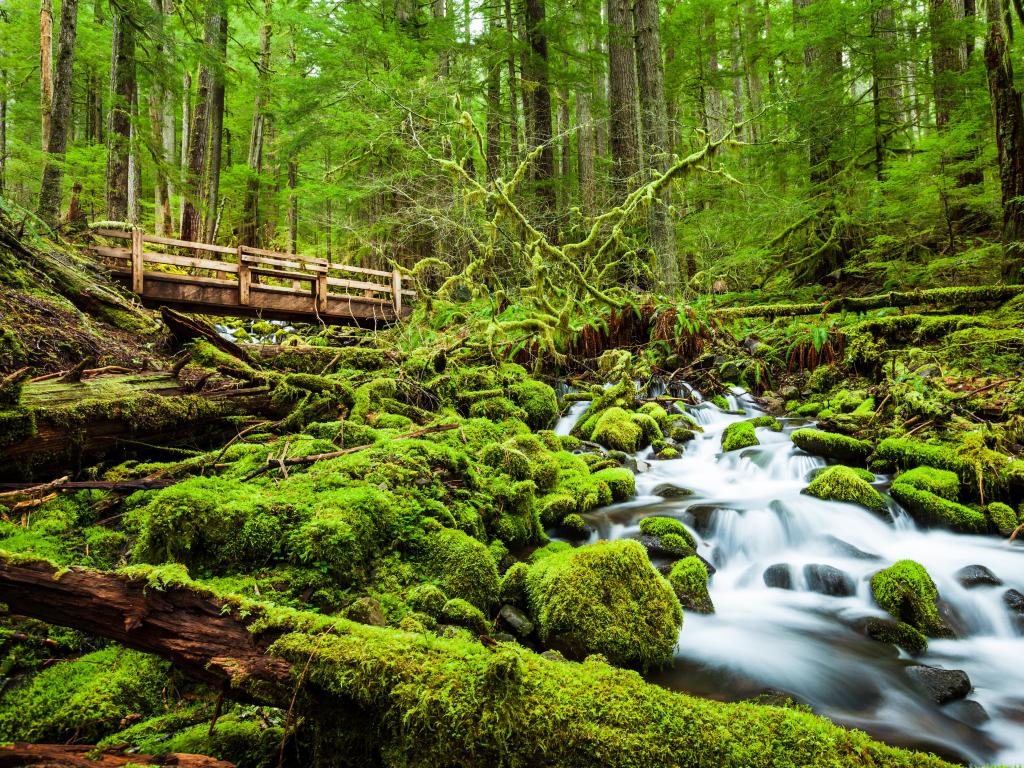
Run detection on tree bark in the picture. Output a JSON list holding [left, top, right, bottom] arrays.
[[485, 9, 502, 181], [105, 8, 136, 222], [0, 70, 6, 196], [503, 0, 521, 168], [634, 0, 677, 291], [575, 38, 596, 215], [40, 0, 54, 152], [203, 13, 229, 241], [984, 0, 1024, 279], [37, 0, 79, 227], [524, 0, 554, 208], [181, 5, 220, 242], [607, 0, 640, 194], [240, 0, 273, 247]]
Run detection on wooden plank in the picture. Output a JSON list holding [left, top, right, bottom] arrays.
[[95, 228, 131, 240], [249, 266, 316, 283], [327, 262, 393, 278], [91, 245, 131, 260], [392, 269, 402, 315], [316, 271, 328, 312], [131, 228, 144, 294], [240, 244, 325, 262], [143, 251, 238, 273], [326, 276, 392, 293], [241, 253, 327, 273], [143, 232, 238, 255]]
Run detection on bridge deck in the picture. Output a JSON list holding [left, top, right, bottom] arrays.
[[91, 229, 413, 328]]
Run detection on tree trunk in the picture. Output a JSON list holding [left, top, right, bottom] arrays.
[[575, 32, 596, 216], [557, 82, 570, 208], [607, 0, 640, 194], [433, 0, 449, 77], [0, 743, 234, 767], [240, 0, 273, 247], [870, 1, 901, 179], [180, 70, 192, 222], [0, 70, 6, 196], [203, 14, 229, 242], [702, 10, 723, 138], [485, 9, 502, 182], [984, 0, 1024, 279], [524, 0, 555, 208], [181, 4, 220, 242], [105, 8, 136, 222], [37, 0, 79, 227], [40, 0, 54, 152], [634, 0, 677, 290], [794, 0, 840, 188], [148, 0, 174, 236], [503, 0, 521, 168]]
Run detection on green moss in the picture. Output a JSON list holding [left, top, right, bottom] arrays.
[[561, 513, 588, 536], [892, 466, 960, 500], [525, 539, 682, 668], [721, 421, 758, 452], [890, 482, 987, 533], [794, 401, 824, 416], [420, 527, 499, 612], [870, 560, 952, 638], [791, 429, 872, 465], [668, 556, 714, 614], [116, 711, 283, 767], [0, 647, 170, 743], [637, 403, 671, 431], [749, 415, 782, 431], [657, 446, 681, 459], [710, 394, 730, 410], [304, 419, 380, 447], [469, 396, 529, 423], [591, 407, 644, 452], [804, 466, 887, 513], [590, 467, 635, 502], [639, 517, 696, 549], [499, 561, 530, 608], [862, 618, 928, 656], [559, 434, 581, 451], [986, 501, 1019, 535], [508, 379, 558, 430], [440, 598, 489, 634], [406, 583, 447, 618]]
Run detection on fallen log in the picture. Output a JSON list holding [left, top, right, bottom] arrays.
[[0, 743, 234, 768], [713, 284, 1024, 319], [0, 477, 175, 497], [0, 556, 957, 768], [160, 308, 256, 368]]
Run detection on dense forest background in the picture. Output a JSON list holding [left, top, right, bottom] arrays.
[[2, 0, 1023, 294]]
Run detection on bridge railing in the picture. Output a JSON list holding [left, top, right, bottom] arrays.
[[89, 229, 414, 314]]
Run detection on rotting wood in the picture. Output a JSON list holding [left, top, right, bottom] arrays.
[[0, 743, 235, 767]]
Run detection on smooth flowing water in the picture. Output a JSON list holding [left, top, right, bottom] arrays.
[[554, 389, 1024, 766]]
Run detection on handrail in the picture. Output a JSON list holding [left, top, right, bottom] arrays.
[[90, 229, 411, 315]]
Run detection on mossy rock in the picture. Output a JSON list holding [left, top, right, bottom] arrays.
[[721, 421, 758, 452], [803, 466, 887, 514], [508, 379, 558, 431], [440, 598, 489, 635], [637, 402, 671, 431], [420, 528, 499, 612], [861, 617, 928, 656], [986, 502, 1019, 536], [890, 482, 987, 533], [870, 560, 953, 638], [791, 429, 872, 465], [590, 467, 635, 502], [668, 556, 714, 614], [499, 561, 530, 608], [749, 415, 782, 431], [407, 583, 448, 618], [892, 466, 959, 500], [590, 407, 644, 452], [639, 517, 696, 550], [525, 539, 682, 668]]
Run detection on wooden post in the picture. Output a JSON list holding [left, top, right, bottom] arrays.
[[238, 247, 250, 305], [131, 227, 144, 294], [392, 269, 402, 316], [316, 260, 328, 313]]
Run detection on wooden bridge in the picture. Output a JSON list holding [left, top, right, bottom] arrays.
[[89, 229, 414, 327]]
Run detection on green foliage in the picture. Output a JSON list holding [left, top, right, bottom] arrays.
[[870, 561, 952, 638], [525, 539, 682, 668], [440, 598, 489, 634], [804, 466, 887, 513]]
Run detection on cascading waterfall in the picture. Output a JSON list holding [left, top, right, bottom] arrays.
[[552, 387, 1024, 766]]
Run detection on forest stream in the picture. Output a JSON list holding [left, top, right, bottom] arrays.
[[556, 389, 1024, 766]]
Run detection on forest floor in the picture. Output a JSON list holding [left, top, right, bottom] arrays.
[[0, 211, 1022, 767]]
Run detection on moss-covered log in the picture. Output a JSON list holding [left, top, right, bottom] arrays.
[[0, 743, 235, 767], [713, 285, 1024, 319], [0, 556, 957, 768]]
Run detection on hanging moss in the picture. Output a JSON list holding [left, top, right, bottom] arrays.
[[791, 429, 872, 465], [870, 560, 952, 638], [525, 539, 682, 668], [803, 466, 887, 513], [668, 556, 714, 614]]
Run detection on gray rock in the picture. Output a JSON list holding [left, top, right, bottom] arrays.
[[944, 699, 990, 726], [341, 597, 386, 627], [803, 563, 855, 597], [779, 385, 800, 399], [1003, 588, 1024, 614], [906, 665, 972, 704], [821, 535, 881, 560], [638, 533, 695, 560], [763, 563, 794, 590], [955, 564, 1003, 589], [498, 604, 535, 638], [652, 483, 694, 499]]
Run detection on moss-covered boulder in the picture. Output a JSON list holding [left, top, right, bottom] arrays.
[[440, 598, 489, 634], [870, 560, 953, 638], [987, 502, 1020, 535], [668, 556, 714, 614], [508, 380, 559, 431], [420, 528, 499, 612], [721, 421, 758, 452], [525, 539, 682, 668], [639, 517, 697, 550], [803, 466, 887, 514], [791, 429, 872, 465], [591, 407, 645, 453], [890, 467, 987, 533], [860, 617, 928, 656]]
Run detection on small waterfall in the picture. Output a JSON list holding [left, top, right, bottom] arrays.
[[577, 391, 1024, 766]]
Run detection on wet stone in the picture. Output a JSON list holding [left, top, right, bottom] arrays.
[[906, 665, 972, 704], [955, 564, 1003, 589], [1003, 588, 1024, 615], [763, 563, 793, 590], [652, 483, 694, 499], [803, 564, 856, 597], [638, 533, 695, 560], [498, 604, 535, 638], [944, 699, 990, 727], [821, 535, 881, 561]]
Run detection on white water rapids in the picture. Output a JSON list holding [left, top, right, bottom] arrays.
[[553, 388, 1024, 766]]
